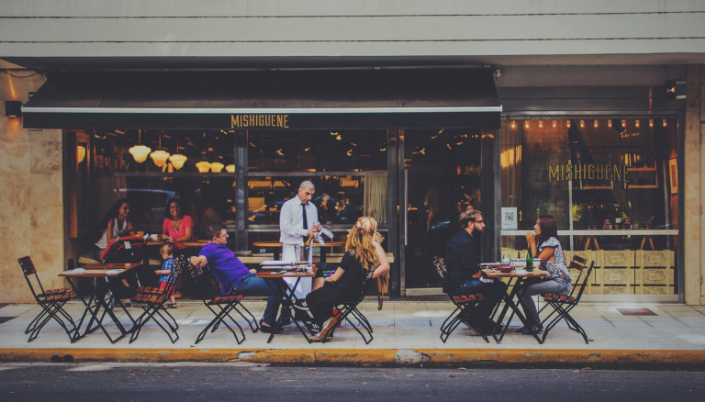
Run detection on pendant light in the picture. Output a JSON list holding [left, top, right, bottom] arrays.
[[210, 162, 225, 173], [168, 137, 188, 170], [129, 130, 151, 163], [77, 145, 86, 164], [150, 132, 171, 167], [225, 164, 235, 173]]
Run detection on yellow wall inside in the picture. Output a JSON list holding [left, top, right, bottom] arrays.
[[0, 60, 64, 303]]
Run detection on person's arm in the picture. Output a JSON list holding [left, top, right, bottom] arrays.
[[537, 247, 555, 265], [190, 255, 208, 268], [371, 242, 390, 279], [162, 219, 170, 239], [105, 220, 117, 243], [325, 267, 345, 283]]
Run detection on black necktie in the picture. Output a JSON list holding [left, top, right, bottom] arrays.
[[301, 203, 308, 230]]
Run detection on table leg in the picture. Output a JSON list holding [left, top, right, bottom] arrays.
[[263, 277, 313, 344], [274, 249, 281, 261], [321, 247, 327, 263], [491, 277, 542, 344]]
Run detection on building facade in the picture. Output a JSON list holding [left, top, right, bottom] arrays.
[[1, 0, 704, 304]]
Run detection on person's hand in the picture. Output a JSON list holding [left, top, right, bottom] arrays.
[[312, 222, 322, 232], [167, 236, 175, 243], [472, 271, 482, 279], [249, 268, 257, 274], [189, 256, 200, 267], [526, 232, 535, 243], [307, 228, 315, 238]]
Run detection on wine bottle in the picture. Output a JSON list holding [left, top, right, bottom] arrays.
[[526, 250, 534, 272]]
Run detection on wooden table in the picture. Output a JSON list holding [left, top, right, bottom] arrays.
[[256, 266, 318, 344], [147, 240, 209, 248], [481, 268, 548, 344], [60, 263, 142, 343], [252, 241, 346, 262]]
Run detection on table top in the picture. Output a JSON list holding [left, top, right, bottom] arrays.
[[147, 240, 208, 247], [256, 266, 318, 278], [481, 269, 548, 278], [252, 241, 347, 247], [60, 263, 141, 278], [79, 263, 142, 270]]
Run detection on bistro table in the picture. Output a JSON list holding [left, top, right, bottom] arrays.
[[252, 241, 346, 262], [256, 266, 318, 344], [482, 268, 548, 344], [60, 263, 141, 343]]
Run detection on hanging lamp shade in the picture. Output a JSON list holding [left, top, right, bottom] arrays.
[[195, 161, 212, 173], [210, 162, 225, 173], [168, 153, 188, 170], [150, 149, 171, 167], [129, 144, 152, 163], [225, 164, 235, 173], [77, 145, 86, 164]]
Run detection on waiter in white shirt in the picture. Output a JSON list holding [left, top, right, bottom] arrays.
[[280, 180, 321, 298]]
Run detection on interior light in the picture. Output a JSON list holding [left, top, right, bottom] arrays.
[[77, 145, 86, 164], [150, 149, 171, 167], [511, 121, 516, 129], [567, 120, 571, 128], [129, 145, 151, 163], [594, 120, 598, 128], [608, 120, 612, 128], [539, 120, 543, 128], [580, 120, 585, 128], [524, 121, 529, 129], [210, 162, 224, 173], [649, 119, 654, 127], [553, 120, 557, 128], [635, 119, 640, 128], [336, 135, 342, 141], [663, 119, 668, 127], [225, 164, 235, 173], [622, 120, 627, 128], [195, 161, 211, 173], [169, 154, 187, 170]]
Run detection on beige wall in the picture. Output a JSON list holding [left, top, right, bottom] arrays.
[[0, 60, 64, 303]]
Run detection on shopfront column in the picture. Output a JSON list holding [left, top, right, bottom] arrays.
[[684, 64, 703, 305]]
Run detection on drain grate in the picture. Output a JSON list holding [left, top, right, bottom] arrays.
[[617, 308, 657, 316], [0, 317, 15, 324]]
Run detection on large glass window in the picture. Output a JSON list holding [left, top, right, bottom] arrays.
[[83, 129, 236, 240], [500, 118, 678, 296]]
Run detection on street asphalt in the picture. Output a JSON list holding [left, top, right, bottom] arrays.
[[0, 363, 703, 402]]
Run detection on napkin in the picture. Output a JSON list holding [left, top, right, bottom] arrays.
[[64, 268, 86, 275], [105, 269, 124, 275]]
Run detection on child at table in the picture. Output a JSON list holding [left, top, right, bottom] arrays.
[[155, 243, 177, 308]]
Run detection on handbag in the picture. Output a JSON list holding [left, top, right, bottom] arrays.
[[370, 270, 389, 310]]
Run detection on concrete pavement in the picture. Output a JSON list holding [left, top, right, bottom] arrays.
[[1, 301, 704, 367]]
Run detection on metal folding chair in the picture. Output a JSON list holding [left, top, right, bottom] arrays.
[[538, 255, 595, 344], [18, 256, 80, 342], [325, 273, 376, 344], [128, 256, 185, 343], [188, 263, 259, 345], [434, 257, 489, 343]]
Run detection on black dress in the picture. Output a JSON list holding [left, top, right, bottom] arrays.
[[306, 251, 365, 327]]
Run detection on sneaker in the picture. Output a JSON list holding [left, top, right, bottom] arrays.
[[293, 300, 310, 311]]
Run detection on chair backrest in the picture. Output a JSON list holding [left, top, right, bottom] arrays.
[[160, 256, 186, 298], [18, 256, 44, 299], [567, 254, 589, 297], [101, 236, 147, 263], [573, 261, 595, 302]]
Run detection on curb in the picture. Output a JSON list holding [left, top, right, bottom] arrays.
[[2, 348, 705, 367]]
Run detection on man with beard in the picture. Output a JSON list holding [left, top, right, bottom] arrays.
[[445, 209, 503, 335]]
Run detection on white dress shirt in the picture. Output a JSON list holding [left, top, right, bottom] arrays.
[[279, 196, 319, 245]]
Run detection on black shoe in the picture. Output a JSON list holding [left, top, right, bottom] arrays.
[[260, 324, 284, 334]]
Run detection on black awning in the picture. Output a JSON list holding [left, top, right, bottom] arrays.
[[23, 68, 501, 130]]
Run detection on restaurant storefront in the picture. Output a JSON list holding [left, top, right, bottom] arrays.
[[20, 67, 503, 297]]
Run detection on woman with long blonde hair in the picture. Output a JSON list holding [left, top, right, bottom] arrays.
[[305, 222, 380, 342]]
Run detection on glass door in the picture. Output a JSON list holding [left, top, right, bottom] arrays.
[[403, 129, 484, 289]]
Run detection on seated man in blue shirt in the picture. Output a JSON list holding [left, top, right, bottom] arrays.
[[445, 209, 504, 335], [190, 223, 284, 333]]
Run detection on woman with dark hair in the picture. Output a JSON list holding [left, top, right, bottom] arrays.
[[93, 198, 133, 258], [161, 199, 194, 250], [517, 215, 573, 335]]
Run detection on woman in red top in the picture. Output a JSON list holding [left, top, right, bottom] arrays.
[[161, 199, 194, 250]]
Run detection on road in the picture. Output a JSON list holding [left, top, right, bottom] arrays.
[[0, 363, 702, 402]]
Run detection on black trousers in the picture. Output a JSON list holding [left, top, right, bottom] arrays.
[[306, 283, 353, 327]]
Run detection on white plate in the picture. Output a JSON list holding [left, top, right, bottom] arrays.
[[514, 269, 528, 275]]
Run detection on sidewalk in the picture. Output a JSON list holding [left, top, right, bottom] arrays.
[[1, 301, 704, 367]]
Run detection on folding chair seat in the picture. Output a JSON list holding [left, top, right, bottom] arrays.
[[538, 255, 595, 344], [324, 274, 376, 344], [128, 256, 186, 343], [434, 257, 489, 343], [18, 256, 80, 343], [188, 263, 258, 345]]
